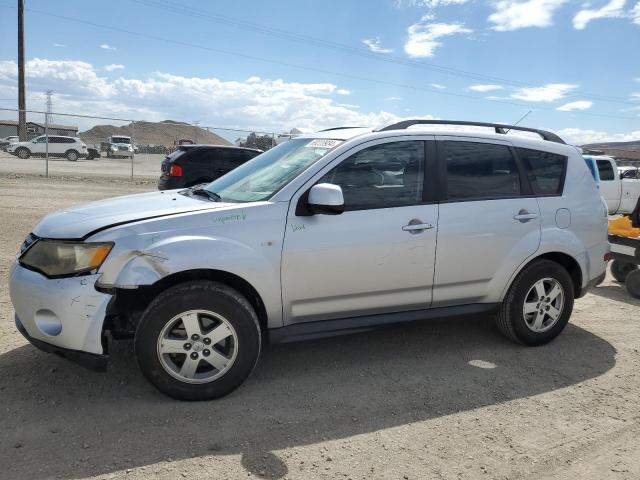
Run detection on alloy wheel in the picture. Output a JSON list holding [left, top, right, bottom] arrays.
[[156, 309, 239, 384], [522, 277, 565, 333]]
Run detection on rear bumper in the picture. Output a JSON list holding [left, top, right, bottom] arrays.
[[15, 315, 108, 371], [158, 176, 182, 190]]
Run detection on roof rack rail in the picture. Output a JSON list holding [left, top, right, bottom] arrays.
[[377, 120, 565, 144], [319, 126, 367, 132]]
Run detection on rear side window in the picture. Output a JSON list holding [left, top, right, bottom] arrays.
[[596, 159, 615, 181], [442, 141, 520, 201], [516, 147, 567, 196]]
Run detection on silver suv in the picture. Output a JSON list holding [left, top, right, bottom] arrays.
[[10, 120, 609, 400]]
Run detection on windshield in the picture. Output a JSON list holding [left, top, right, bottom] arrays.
[[205, 138, 341, 202], [111, 137, 131, 144]]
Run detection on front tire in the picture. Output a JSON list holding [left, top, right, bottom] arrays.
[[65, 149, 79, 161], [496, 259, 574, 346], [135, 281, 261, 401], [16, 147, 30, 159]]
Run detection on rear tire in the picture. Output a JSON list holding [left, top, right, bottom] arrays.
[[65, 149, 79, 162], [496, 259, 574, 346], [626, 269, 640, 299], [135, 281, 261, 401], [611, 259, 637, 283], [16, 147, 30, 159]]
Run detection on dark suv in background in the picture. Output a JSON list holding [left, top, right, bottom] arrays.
[[158, 145, 262, 190]]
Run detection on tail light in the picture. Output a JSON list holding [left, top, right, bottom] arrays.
[[604, 252, 612, 262], [169, 164, 183, 177]]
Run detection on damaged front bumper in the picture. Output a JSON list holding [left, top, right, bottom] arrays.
[[9, 262, 113, 369]]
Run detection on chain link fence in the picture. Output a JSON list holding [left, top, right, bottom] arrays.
[[0, 108, 285, 181]]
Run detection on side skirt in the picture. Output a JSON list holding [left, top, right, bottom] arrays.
[[269, 303, 499, 344]]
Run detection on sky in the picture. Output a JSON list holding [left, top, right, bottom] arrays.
[[0, 0, 639, 144]]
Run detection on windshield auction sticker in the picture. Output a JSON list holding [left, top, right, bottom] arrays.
[[305, 139, 343, 149]]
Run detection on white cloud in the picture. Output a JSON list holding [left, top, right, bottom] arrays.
[[336, 88, 351, 95], [385, 96, 403, 100], [104, 64, 125, 72], [511, 83, 578, 102], [0, 57, 422, 132], [557, 127, 640, 144], [404, 15, 472, 58], [362, 37, 394, 54], [468, 84, 504, 92], [631, 92, 640, 100], [100, 44, 116, 50], [573, 0, 626, 29], [53, 43, 65, 48], [430, 83, 446, 89], [488, 0, 568, 31], [556, 100, 593, 111], [632, 1, 640, 24]]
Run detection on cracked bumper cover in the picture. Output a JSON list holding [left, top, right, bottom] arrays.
[[9, 262, 113, 365]]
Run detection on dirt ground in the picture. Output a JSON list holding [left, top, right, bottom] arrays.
[[0, 174, 639, 480]]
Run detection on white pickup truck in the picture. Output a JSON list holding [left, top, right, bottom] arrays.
[[583, 155, 640, 215]]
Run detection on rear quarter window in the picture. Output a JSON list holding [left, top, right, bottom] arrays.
[[516, 147, 567, 196]]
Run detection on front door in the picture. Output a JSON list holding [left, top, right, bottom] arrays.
[[281, 139, 438, 324]]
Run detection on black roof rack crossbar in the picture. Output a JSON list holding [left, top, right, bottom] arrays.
[[377, 120, 565, 144]]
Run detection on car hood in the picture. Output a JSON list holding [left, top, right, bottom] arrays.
[[32, 190, 238, 239]]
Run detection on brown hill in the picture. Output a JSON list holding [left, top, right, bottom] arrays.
[[79, 120, 231, 146]]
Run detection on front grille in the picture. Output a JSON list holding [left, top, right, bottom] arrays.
[[117, 146, 129, 151], [20, 233, 38, 254]]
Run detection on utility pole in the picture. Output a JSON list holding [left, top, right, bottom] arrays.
[[18, 0, 26, 141], [193, 120, 200, 143], [45, 90, 53, 124]]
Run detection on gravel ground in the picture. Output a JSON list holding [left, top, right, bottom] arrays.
[[0, 175, 639, 480]]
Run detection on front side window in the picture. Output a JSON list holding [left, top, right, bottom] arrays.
[[596, 160, 615, 181], [206, 138, 342, 202], [517, 147, 567, 196], [33, 136, 47, 143], [320, 141, 425, 211], [443, 141, 520, 201]]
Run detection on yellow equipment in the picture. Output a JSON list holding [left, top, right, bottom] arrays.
[[608, 215, 640, 298]]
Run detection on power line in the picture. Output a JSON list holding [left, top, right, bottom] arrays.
[[3, 5, 639, 123], [132, 0, 633, 105]]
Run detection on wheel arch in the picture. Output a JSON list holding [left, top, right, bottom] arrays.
[[502, 251, 584, 301], [104, 268, 269, 340]]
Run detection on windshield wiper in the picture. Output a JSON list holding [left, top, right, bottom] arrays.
[[189, 187, 221, 202]]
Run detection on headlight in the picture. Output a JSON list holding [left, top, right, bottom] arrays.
[[20, 240, 113, 277], [111, 146, 117, 151]]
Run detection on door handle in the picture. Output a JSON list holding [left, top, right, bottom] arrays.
[[402, 222, 434, 232], [513, 209, 538, 223]]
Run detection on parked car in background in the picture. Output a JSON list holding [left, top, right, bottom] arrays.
[[0, 135, 19, 151], [158, 144, 262, 190], [86, 146, 101, 160], [107, 135, 135, 159], [10, 120, 609, 400], [584, 155, 640, 214], [6, 135, 87, 161]]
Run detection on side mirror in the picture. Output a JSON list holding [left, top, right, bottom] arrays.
[[308, 183, 344, 215]]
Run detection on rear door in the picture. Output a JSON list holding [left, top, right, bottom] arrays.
[[432, 137, 541, 306]]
